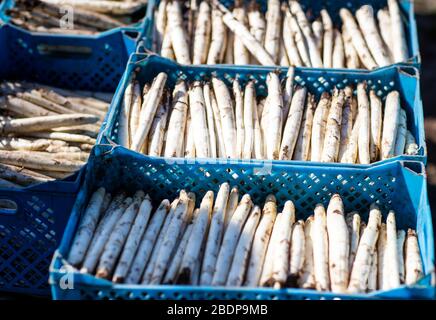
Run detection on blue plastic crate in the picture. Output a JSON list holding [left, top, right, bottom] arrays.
[[99, 53, 426, 167], [49, 145, 435, 300], [144, 0, 420, 68], [0, 19, 140, 295]]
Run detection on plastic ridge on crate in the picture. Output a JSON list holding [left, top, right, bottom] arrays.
[[0, 0, 150, 41], [0, 17, 138, 294], [49, 145, 435, 300], [144, 0, 420, 69], [98, 53, 426, 167]]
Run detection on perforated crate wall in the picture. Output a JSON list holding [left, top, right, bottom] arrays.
[[144, 0, 419, 67], [0, 24, 139, 92], [49, 146, 434, 300], [0, 185, 79, 296], [100, 54, 425, 166]]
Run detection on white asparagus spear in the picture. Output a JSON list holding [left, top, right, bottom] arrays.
[[3, 96, 55, 117], [112, 195, 153, 283], [151, 191, 195, 284], [163, 214, 196, 284], [253, 97, 264, 159], [367, 250, 378, 292], [207, 8, 227, 64], [160, 23, 175, 60], [321, 9, 333, 68], [234, 79, 244, 158], [0, 114, 99, 133], [67, 187, 106, 266], [265, 72, 283, 160], [405, 229, 423, 285], [96, 191, 145, 279], [233, 3, 250, 65], [394, 109, 407, 156], [340, 8, 378, 70], [279, 86, 306, 160], [192, 1, 211, 64], [178, 191, 214, 284], [293, 94, 316, 161], [207, 84, 226, 158], [148, 93, 170, 157], [287, 11, 311, 67], [259, 195, 282, 287], [243, 81, 255, 159], [264, 0, 281, 63], [215, 2, 275, 66], [164, 81, 188, 158], [248, 0, 265, 46], [357, 83, 371, 164], [299, 216, 316, 289], [200, 183, 229, 285], [224, 186, 239, 231], [23, 132, 95, 145], [131, 73, 167, 152], [283, 13, 302, 67], [340, 111, 361, 164], [212, 194, 253, 286], [342, 25, 360, 69], [118, 79, 134, 148], [385, 211, 400, 289], [348, 204, 381, 293], [346, 212, 361, 272], [168, 1, 191, 64], [313, 204, 330, 291], [332, 29, 345, 68], [381, 91, 401, 159], [189, 82, 210, 158], [289, 1, 323, 67], [312, 20, 323, 53], [388, 0, 408, 63], [282, 67, 295, 129], [80, 194, 132, 274], [405, 130, 419, 155], [245, 195, 276, 286], [212, 77, 237, 158], [378, 223, 388, 289], [321, 89, 345, 162], [356, 5, 392, 67], [203, 83, 218, 158], [369, 90, 383, 162], [397, 229, 406, 284], [287, 220, 305, 287], [272, 201, 295, 288], [154, 0, 167, 52], [338, 88, 353, 161], [226, 205, 261, 286], [326, 194, 349, 293], [279, 40, 290, 67], [125, 200, 170, 284], [377, 9, 394, 59], [311, 92, 330, 162], [141, 199, 179, 284], [0, 137, 49, 151]]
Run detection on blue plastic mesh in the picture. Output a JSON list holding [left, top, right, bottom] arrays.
[[100, 54, 426, 167], [144, 0, 419, 66], [49, 146, 434, 300]]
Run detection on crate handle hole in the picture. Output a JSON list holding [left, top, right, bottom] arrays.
[[0, 199, 17, 215], [402, 161, 424, 175], [37, 44, 93, 58]]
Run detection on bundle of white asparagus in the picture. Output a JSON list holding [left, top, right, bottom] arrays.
[[67, 186, 424, 293], [0, 81, 111, 187], [153, 0, 409, 68], [6, 0, 147, 35], [118, 70, 419, 163]]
